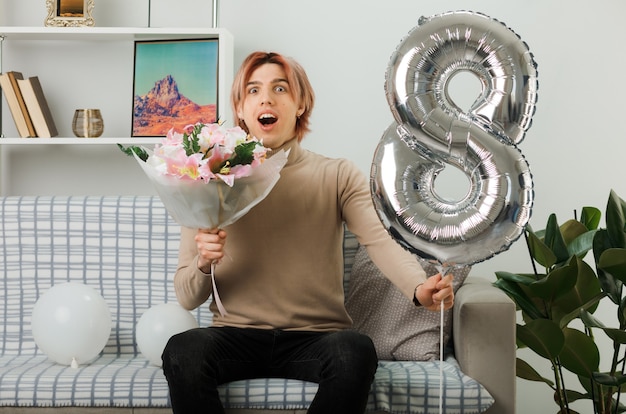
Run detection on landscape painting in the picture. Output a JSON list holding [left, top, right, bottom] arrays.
[[132, 39, 219, 137]]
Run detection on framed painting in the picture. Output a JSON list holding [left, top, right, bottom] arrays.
[[132, 38, 220, 137], [45, 0, 95, 27]]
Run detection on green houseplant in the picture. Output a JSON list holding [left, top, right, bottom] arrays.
[[494, 190, 626, 413]]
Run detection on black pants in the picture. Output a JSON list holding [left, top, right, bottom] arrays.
[[161, 326, 378, 414]]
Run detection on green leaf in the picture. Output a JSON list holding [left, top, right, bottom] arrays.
[[517, 320, 564, 360], [592, 371, 626, 387], [566, 230, 596, 259], [230, 140, 259, 166], [553, 257, 602, 318], [560, 219, 588, 246], [606, 189, 626, 248], [599, 248, 626, 284], [593, 229, 622, 303], [580, 309, 606, 329], [182, 124, 202, 156], [495, 271, 537, 286], [493, 277, 545, 320], [527, 228, 557, 268], [560, 294, 605, 329], [528, 257, 577, 301], [515, 357, 555, 386], [580, 206, 601, 231], [563, 388, 589, 404], [117, 144, 149, 162], [544, 214, 570, 264], [558, 327, 599, 377], [601, 328, 626, 344]]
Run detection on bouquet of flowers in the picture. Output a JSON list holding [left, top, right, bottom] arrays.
[[120, 122, 288, 229], [120, 122, 289, 315]]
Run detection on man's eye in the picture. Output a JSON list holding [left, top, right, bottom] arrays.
[[275, 86, 287, 93], [248, 87, 258, 94]]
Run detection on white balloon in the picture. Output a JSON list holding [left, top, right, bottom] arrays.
[[31, 282, 112, 367], [136, 303, 199, 367]]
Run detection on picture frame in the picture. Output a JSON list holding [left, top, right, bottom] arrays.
[[45, 0, 95, 27], [132, 38, 220, 137]]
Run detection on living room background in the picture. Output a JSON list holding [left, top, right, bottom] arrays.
[[2, 1, 625, 412]]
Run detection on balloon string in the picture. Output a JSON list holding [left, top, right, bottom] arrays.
[[440, 294, 444, 414], [435, 264, 452, 414], [210, 262, 228, 317]]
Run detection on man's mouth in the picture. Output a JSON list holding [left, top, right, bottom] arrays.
[[258, 113, 277, 126]]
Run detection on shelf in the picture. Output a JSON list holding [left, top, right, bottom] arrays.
[[0, 137, 160, 145], [0, 24, 234, 195], [0, 26, 229, 41]]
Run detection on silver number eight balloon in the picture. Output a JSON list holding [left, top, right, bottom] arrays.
[[371, 11, 538, 267]]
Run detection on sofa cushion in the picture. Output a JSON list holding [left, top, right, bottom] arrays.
[[346, 245, 470, 361], [0, 354, 493, 414]]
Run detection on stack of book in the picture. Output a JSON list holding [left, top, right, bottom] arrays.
[[0, 71, 58, 138]]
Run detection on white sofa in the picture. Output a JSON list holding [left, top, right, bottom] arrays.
[[0, 196, 515, 414]]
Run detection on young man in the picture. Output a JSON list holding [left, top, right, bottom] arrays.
[[162, 51, 454, 414]]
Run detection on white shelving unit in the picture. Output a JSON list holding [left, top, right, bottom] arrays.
[[0, 26, 234, 194], [0, 26, 234, 143]]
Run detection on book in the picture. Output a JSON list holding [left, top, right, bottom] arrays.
[[16, 76, 58, 138], [0, 71, 37, 137]]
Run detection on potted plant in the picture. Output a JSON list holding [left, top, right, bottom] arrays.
[[494, 189, 626, 413]]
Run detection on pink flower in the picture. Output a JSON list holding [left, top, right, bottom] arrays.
[[146, 122, 269, 185]]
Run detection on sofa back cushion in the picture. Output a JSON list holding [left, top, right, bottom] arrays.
[[0, 196, 213, 356], [0, 196, 362, 358], [346, 245, 470, 361]]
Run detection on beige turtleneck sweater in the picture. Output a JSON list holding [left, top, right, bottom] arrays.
[[174, 139, 427, 331]]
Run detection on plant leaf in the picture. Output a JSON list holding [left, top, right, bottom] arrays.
[[566, 230, 596, 259], [606, 189, 626, 248], [515, 357, 555, 386], [117, 144, 149, 162], [593, 229, 622, 303], [592, 371, 626, 387], [553, 257, 602, 318], [561, 219, 589, 246], [580, 206, 602, 231], [517, 320, 564, 360], [544, 214, 570, 264], [527, 228, 557, 268], [558, 327, 600, 377], [230, 140, 259, 166], [560, 294, 605, 329], [563, 388, 589, 404], [528, 256, 577, 301], [493, 276, 545, 320], [599, 248, 626, 284], [601, 328, 626, 344]]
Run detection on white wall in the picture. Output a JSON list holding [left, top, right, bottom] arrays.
[[2, 1, 626, 412]]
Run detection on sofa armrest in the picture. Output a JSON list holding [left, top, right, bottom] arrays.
[[453, 277, 516, 414]]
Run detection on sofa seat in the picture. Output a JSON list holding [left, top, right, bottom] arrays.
[[0, 353, 491, 412]]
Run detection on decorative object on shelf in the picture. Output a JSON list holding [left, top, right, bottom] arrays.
[[72, 108, 104, 138], [132, 39, 219, 137], [16, 76, 59, 138], [45, 0, 95, 27], [0, 71, 37, 138]]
